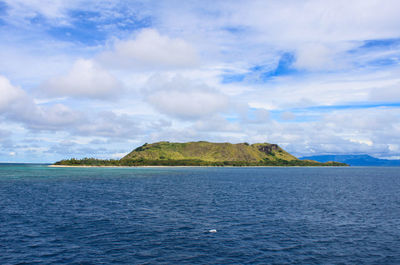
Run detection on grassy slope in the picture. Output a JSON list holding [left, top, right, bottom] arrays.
[[121, 141, 298, 162], [54, 141, 348, 166]]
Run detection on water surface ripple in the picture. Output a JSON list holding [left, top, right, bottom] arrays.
[[0, 165, 399, 264]]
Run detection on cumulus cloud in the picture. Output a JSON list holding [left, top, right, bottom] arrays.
[[244, 107, 400, 157], [0, 76, 146, 146], [40, 59, 122, 100], [0, 75, 85, 131], [18, 103, 85, 131], [75, 111, 142, 138], [144, 75, 229, 119], [0, 75, 30, 112], [323, 108, 399, 132], [98, 29, 199, 70]]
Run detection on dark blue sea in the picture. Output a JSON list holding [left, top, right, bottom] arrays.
[[1, 165, 400, 264]]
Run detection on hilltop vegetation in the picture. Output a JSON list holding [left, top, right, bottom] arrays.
[[54, 141, 347, 167], [122, 141, 297, 162]]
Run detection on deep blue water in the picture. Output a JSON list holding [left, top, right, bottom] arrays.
[[1, 165, 400, 264]]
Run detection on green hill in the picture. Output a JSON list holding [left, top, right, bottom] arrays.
[[54, 141, 348, 166], [122, 141, 297, 162]]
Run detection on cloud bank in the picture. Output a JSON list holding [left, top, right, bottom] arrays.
[[41, 59, 122, 99]]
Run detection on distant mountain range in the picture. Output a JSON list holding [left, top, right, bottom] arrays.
[[300, 155, 400, 166]]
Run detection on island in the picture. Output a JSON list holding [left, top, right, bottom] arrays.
[[54, 141, 347, 167]]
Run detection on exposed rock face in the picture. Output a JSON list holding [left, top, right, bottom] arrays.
[[257, 144, 279, 155]]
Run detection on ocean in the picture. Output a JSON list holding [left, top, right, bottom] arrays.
[[0, 164, 399, 264]]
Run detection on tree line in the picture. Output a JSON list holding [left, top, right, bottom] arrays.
[[55, 158, 347, 167]]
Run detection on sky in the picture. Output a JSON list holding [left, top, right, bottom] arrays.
[[1, 0, 400, 162]]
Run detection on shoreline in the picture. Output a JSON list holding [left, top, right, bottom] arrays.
[[48, 165, 348, 168]]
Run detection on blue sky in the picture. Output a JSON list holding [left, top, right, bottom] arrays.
[[1, 0, 400, 162]]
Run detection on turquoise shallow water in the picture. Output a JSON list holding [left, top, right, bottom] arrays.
[[1, 165, 400, 264]]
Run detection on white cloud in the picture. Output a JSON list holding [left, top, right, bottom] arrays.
[[245, 71, 399, 110], [0, 75, 29, 112], [293, 42, 353, 71], [369, 82, 400, 102], [323, 108, 399, 131], [40, 59, 122, 99], [144, 75, 229, 119], [3, 0, 72, 24], [193, 115, 241, 132], [280, 111, 296, 121], [74, 111, 142, 138], [224, 0, 400, 43], [0, 75, 85, 131], [21, 103, 85, 131], [98, 29, 199, 70]]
